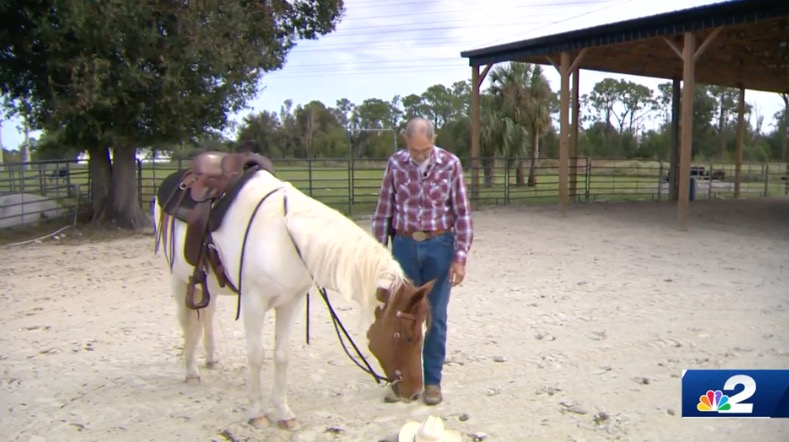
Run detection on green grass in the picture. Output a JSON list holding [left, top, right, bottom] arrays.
[[1, 158, 787, 218]]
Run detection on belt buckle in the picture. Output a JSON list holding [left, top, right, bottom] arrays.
[[412, 231, 427, 242]]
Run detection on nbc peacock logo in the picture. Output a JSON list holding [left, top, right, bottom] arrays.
[[697, 389, 731, 412]]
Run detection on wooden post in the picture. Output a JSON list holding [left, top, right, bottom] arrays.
[[559, 52, 571, 215], [570, 68, 580, 198], [734, 86, 745, 198], [670, 79, 681, 201], [664, 28, 721, 220], [678, 32, 696, 230], [470, 65, 481, 209]]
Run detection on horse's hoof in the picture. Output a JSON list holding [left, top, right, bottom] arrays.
[[249, 416, 271, 429], [205, 360, 218, 369], [185, 375, 201, 383], [278, 418, 301, 431]]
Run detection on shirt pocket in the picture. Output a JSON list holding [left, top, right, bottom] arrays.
[[426, 178, 451, 204], [394, 172, 413, 203]]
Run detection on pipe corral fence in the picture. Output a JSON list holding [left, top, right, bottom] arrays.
[[1, 156, 787, 231]]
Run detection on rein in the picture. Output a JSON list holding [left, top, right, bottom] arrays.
[[281, 192, 394, 385]]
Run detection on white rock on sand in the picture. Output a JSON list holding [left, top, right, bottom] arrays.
[[1, 197, 788, 442]]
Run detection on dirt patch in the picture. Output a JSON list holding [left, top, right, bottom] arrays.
[[1, 198, 788, 441]]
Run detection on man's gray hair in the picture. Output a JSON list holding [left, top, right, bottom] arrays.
[[404, 117, 435, 140]]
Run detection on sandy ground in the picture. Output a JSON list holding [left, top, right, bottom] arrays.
[[1, 197, 788, 442]]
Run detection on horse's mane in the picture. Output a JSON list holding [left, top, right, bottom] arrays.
[[282, 184, 407, 324]]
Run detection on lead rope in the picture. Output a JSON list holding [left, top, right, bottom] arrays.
[[318, 286, 388, 383], [281, 192, 390, 384]]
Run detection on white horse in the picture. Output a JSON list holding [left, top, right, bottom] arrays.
[[152, 165, 434, 430]]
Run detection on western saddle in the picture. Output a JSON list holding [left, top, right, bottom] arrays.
[[156, 151, 275, 310]]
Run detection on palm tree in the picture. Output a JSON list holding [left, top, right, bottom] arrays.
[[522, 65, 553, 186], [480, 94, 505, 187], [487, 62, 553, 186]]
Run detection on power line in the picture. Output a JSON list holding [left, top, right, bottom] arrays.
[[286, 59, 462, 70], [343, 0, 611, 11], [330, 13, 563, 33], [266, 65, 476, 79], [279, 0, 637, 74], [308, 20, 557, 38], [286, 0, 632, 48], [291, 39, 480, 53], [478, 0, 636, 46]]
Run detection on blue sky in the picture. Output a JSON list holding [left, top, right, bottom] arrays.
[[2, 0, 785, 151]]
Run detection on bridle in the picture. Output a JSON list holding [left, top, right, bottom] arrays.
[[322, 288, 424, 385], [386, 307, 425, 385]]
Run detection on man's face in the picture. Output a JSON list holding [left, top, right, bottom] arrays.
[[406, 129, 433, 163]]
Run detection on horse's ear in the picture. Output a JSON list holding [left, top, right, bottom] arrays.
[[408, 279, 435, 309], [419, 279, 436, 296], [375, 288, 389, 303]]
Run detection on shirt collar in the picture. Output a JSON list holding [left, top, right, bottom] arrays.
[[399, 145, 443, 166]]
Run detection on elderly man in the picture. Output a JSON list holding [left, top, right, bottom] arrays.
[[371, 117, 473, 405]]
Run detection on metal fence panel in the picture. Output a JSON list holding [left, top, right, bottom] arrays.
[[2, 156, 786, 231], [0, 159, 90, 230]]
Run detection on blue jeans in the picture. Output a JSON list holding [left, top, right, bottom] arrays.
[[391, 232, 454, 386]]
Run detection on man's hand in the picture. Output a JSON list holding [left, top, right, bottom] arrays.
[[448, 261, 465, 287]]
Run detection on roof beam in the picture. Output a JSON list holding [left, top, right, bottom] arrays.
[[693, 27, 723, 62]]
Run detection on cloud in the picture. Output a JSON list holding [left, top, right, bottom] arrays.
[[2, 0, 784, 149], [243, 0, 785, 134]]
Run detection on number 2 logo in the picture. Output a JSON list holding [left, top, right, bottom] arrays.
[[718, 374, 756, 413]]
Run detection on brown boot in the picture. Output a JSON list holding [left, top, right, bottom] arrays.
[[423, 384, 442, 406]]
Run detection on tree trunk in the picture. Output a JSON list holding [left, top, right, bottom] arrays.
[[527, 132, 539, 187], [784, 116, 789, 195], [482, 157, 494, 187], [88, 144, 112, 222], [0, 122, 4, 171], [515, 158, 525, 186], [21, 122, 31, 170], [718, 103, 726, 159], [87, 145, 146, 229], [782, 94, 788, 195], [108, 146, 148, 229]]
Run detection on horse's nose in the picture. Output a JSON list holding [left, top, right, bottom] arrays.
[[410, 392, 421, 402]]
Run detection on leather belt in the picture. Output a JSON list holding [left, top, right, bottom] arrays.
[[396, 229, 449, 242]]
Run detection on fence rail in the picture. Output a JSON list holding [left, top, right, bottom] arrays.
[[1, 156, 787, 231], [0, 159, 89, 230]]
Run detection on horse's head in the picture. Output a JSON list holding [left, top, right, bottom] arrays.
[[366, 279, 434, 402]]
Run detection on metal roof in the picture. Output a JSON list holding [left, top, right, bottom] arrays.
[[460, 0, 789, 92], [459, 0, 789, 92]]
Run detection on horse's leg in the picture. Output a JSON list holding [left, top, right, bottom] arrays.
[[202, 291, 218, 368], [172, 277, 203, 382], [242, 291, 271, 429], [271, 296, 303, 431]]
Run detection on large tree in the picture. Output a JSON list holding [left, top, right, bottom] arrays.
[[0, 0, 344, 228]]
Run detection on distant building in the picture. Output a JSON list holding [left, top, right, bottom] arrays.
[[76, 148, 172, 164]]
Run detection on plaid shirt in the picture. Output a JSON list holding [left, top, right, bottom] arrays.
[[371, 146, 473, 265]]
